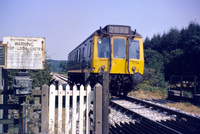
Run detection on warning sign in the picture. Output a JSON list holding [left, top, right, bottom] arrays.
[[3, 37, 45, 70]]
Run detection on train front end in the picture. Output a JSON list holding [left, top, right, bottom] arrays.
[[91, 25, 144, 95]]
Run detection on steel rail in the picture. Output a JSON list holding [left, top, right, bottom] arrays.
[[125, 96, 200, 122], [110, 100, 182, 134]]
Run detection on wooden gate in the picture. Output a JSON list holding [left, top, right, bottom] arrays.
[[48, 84, 102, 134]]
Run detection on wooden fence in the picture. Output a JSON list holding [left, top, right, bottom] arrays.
[[32, 83, 102, 134], [0, 83, 104, 134], [168, 75, 200, 103], [48, 83, 102, 134]]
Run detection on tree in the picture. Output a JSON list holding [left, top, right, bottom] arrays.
[[59, 61, 68, 73], [144, 49, 166, 88], [144, 21, 200, 79], [7, 61, 52, 89], [161, 28, 181, 53], [28, 61, 52, 88], [144, 49, 164, 73]]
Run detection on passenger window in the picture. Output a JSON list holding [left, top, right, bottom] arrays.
[[79, 49, 81, 62], [89, 40, 92, 57], [82, 47, 85, 59], [113, 38, 125, 58], [98, 37, 110, 58], [129, 39, 140, 59]]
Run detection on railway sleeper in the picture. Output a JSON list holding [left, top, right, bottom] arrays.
[[140, 120, 168, 134], [124, 122, 144, 134], [160, 120, 191, 134], [171, 119, 200, 133], [115, 123, 132, 134]]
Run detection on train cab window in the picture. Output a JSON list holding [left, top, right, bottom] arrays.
[[129, 39, 140, 59], [98, 37, 110, 58], [113, 38, 125, 58]]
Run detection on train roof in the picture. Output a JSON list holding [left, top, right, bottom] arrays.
[[68, 25, 142, 55]]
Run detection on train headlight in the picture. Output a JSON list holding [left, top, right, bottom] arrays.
[[132, 66, 136, 71]]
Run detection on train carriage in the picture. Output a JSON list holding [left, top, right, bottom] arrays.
[[67, 25, 144, 95]]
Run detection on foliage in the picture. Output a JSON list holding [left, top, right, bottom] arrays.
[[139, 67, 168, 94], [144, 21, 200, 80], [144, 49, 164, 73], [7, 61, 51, 89], [28, 61, 51, 88], [22, 95, 41, 134], [143, 49, 167, 89], [46, 59, 68, 73], [136, 83, 167, 95], [8, 124, 19, 134], [59, 60, 68, 73]]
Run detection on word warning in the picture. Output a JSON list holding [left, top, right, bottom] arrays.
[[3, 37, 45, 70]]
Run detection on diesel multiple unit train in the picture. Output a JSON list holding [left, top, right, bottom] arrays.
[[67, 25, 144, 95]]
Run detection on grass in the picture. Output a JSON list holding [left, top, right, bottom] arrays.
[[129, 90, 167, 100], [166, 102, 200, 115], [129, 90, 200, 116]]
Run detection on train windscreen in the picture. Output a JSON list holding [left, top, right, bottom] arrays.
[[129, 39, 140, 59], [98, 37, 110, 58], [113, 38, 125, 58]]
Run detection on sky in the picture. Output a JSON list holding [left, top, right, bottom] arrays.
[[0, 0, 200, 60]]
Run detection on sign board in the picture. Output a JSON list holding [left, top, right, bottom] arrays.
[[106, 25, 130, 35], [3, 37, 45, 70], [0, 44, 7, 67]]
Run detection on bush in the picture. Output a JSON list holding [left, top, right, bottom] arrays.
[[136, 83, 167, 95], [143, 67, 168, 89]]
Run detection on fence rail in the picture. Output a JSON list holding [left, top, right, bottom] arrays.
[[168, 75, 200, 103]]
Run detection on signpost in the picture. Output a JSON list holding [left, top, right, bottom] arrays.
[[1, 37, 45, 134]]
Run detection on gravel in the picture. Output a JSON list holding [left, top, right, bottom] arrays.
[[109, 97, 200, 126], [139, 98, 200, 119], [109, 108, 135, 126], [109, 98, 176, 125]]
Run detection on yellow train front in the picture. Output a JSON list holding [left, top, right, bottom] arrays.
[[67, 25, 144, 95]]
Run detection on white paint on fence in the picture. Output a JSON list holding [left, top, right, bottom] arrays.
[[48, 84, 95, 134], [72, 85, 77, 134], [58, 85, 63, 134], [65, 84, 70, 134], [49, 84, 55, 133]]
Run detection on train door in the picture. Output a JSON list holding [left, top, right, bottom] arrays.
[[111, 37, 127, 74]]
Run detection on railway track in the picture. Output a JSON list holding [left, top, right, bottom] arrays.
[[53, 74, 200, 133], [53, 73, 69, 84], [110, 96, 200, 134]]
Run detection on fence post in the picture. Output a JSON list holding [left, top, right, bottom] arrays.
[[86, 85, 92, 134], [194, 76, 197, 97], [65, 84, 70, 134], [102, 71, 109, 134], [41, 84, 49, 133], [49, 84, 55, 134], [58, 85, 63, 134], [79, 85, 84, 134], [72, 85, 77, 134], [180, 76, 183, 96], [94, 83, 102, 134]]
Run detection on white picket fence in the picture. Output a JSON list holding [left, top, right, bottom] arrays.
[[48, 84, 96, 134]]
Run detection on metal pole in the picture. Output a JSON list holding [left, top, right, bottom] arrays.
[[180, 76, 183, 97]]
